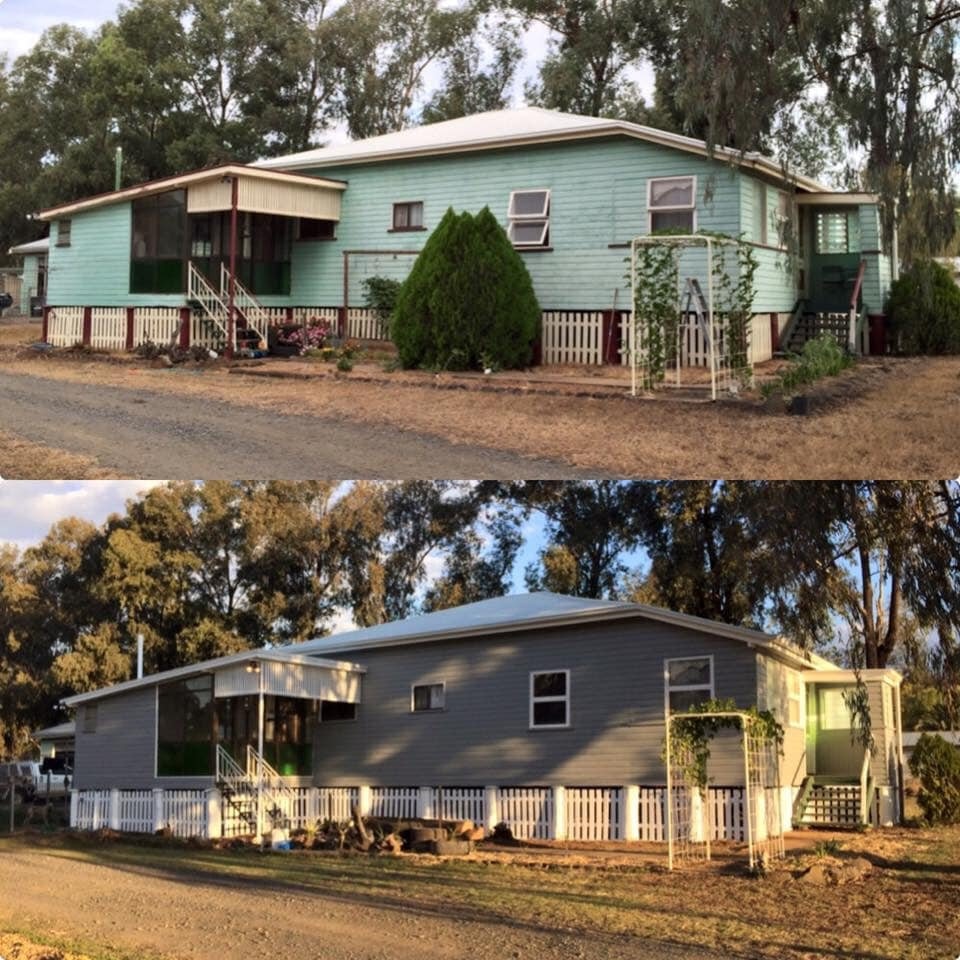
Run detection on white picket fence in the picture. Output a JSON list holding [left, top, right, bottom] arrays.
[[497, 787, 554, 840], [565, 787, 623, 841], [89, 308, 127, 350], [346, 307, 387, 341], [541, 310, 603, 365], [292, 306, 340, 325], [46, 307, 84, 346], [369, 786, 420, 819], [72, 784, 796, 843], [435, 787, 485, 824], [134, 307, 181, 346]]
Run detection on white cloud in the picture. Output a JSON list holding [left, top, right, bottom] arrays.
[[0, 480, 164, 551]]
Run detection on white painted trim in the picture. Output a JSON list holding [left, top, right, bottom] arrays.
[[786, 669, 805, 730], [508, 188, 551, 248], [410, 680, 446, 713], [529, 669, 571, 730], [647, 175, 697, 235], [663, 654, 715, 716]]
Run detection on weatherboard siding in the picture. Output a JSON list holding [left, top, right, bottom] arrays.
[[313, 618, 762, 787], [47, 204, 184, 309], [740, 174, 798, 313], [297, 136, 745, 310], [20, 253, 40, 314], [73, 685, 208, 791]]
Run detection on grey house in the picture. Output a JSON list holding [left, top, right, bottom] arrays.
[[63, 593, 905, 841]]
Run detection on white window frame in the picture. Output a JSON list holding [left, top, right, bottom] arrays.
[[410, 681, 446, 713], [56, 219, 72, 247], [529, 669, 570, 729], [753, 180, 768, 245], [664, 655, 714, 716], [647, 176, 697, 234], [508, 189, 551, 247], [786, 670, 805, 729]]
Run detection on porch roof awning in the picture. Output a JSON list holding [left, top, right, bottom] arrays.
[[38, 164, 347, 223], [62, 648, 365, 707]]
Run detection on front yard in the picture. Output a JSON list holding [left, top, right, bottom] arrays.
[[0, 827, 957, 959], [1, 320, 958, 478]]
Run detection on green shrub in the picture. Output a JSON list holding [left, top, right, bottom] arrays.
[[909, 732, 960, 824], [391, 206, 541, 370], [762, 333, 852, 397], [888, 259, 960, 354]]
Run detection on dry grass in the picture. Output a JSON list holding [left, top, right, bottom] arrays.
[[6, 825, 959, 960], [0, 428, 120, 479], [0, 320, 42, 347], [1, 349, 958, 477]]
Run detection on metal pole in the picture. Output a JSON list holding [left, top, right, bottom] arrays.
[[257, 665, 264, 839], [706, 237, 717, 402], [742, 717, 754, 869], [665, 714, 674, 871], [227, 176, 239, 359], [114, 147, 123, 192]]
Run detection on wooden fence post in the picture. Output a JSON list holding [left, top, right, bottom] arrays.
[[81, 307, 92, 347], [417, 786, 435, 820], [41, 305, 50, 343], [205, 787, 221, 839], [622, 785, 640, 841], [152, 788, 164, 833], [357, 785, 372, 819], [69, 788, 78, 828], [125, 308, 135, 350], [484, 786, 499, 832], [179, 307, 191, 349]]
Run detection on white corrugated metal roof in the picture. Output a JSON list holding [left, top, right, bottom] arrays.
[[9, 237, 49, 255], [297, 591, 828, 671], [254, 107, 831, 193]]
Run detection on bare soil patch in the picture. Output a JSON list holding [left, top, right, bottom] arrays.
[[2, 346, 958, 477], [1, 826, 958, 960], [0, 429, 120, 479]]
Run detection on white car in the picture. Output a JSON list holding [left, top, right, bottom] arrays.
[[0, 760, 71, 799]]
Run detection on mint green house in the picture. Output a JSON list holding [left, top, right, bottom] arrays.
[[37, 108, 896, 364]]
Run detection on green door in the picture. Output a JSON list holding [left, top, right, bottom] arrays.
[[810, 685, 861, 778], [808, 208, 861, 312]]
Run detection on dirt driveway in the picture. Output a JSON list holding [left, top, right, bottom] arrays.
[[1, 337, 959, 477], [0, 371, 593, 479], [0, 844, 716, 960]]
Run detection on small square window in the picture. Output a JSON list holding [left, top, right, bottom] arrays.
[[648, 176, 696, 235], [530, 670, 569, 728], [298, 218, 336, 241], [320, 701, 357, 722], [665, 656, 713, 715], [412, 682, 445, 712], [508, 189, 551, 248], [392, 202, 424, 231], [56, 219, 72, 247]]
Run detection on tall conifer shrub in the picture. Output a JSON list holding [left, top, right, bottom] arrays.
[[391, 206, 540, 369]]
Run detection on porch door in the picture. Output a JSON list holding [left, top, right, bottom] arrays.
[[811, 685, 861, 778]]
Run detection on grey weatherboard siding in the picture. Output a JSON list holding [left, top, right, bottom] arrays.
[[313, 618, 759, 787]]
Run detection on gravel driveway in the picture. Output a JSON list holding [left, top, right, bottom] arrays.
[[0, 371, 590, 479], [0, 846, 724, 960]]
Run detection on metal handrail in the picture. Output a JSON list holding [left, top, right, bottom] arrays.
[[188, 262, 231, 346], [220, 263, 267, 347], [847, 260, 867, 353]]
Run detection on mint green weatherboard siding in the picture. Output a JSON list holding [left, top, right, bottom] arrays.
[[47, 204, 184, 308], [295, 137, 747, 311], [740, 174, 798, 313]]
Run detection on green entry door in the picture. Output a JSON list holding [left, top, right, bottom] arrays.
[[810, 685, 861, 778]]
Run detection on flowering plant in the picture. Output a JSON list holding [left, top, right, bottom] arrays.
[[277, 318, 333, 353]]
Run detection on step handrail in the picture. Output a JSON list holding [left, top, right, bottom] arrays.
[[848, 260, 867, 353], [188, 262, 231, 347], [220, 263, 267, 347]]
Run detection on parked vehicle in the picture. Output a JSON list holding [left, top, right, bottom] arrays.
[[0, 759, 71, 800]]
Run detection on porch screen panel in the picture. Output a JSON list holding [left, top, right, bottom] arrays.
[[157, 675, 214, 776], [131, 190, 187, 293]]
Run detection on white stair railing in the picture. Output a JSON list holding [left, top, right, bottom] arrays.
[[188, 262, 231, 348], [246, 745, 297, 827], [220, 263, 267, 348]]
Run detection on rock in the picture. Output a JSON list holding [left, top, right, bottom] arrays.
[[798, 863, 834, 885], [765, 869, 795, 885], [842, 856, 873, 881]]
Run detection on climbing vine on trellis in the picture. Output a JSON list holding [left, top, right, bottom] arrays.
[[630, 232, 760, 390], [664, 698, 784, 791]]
